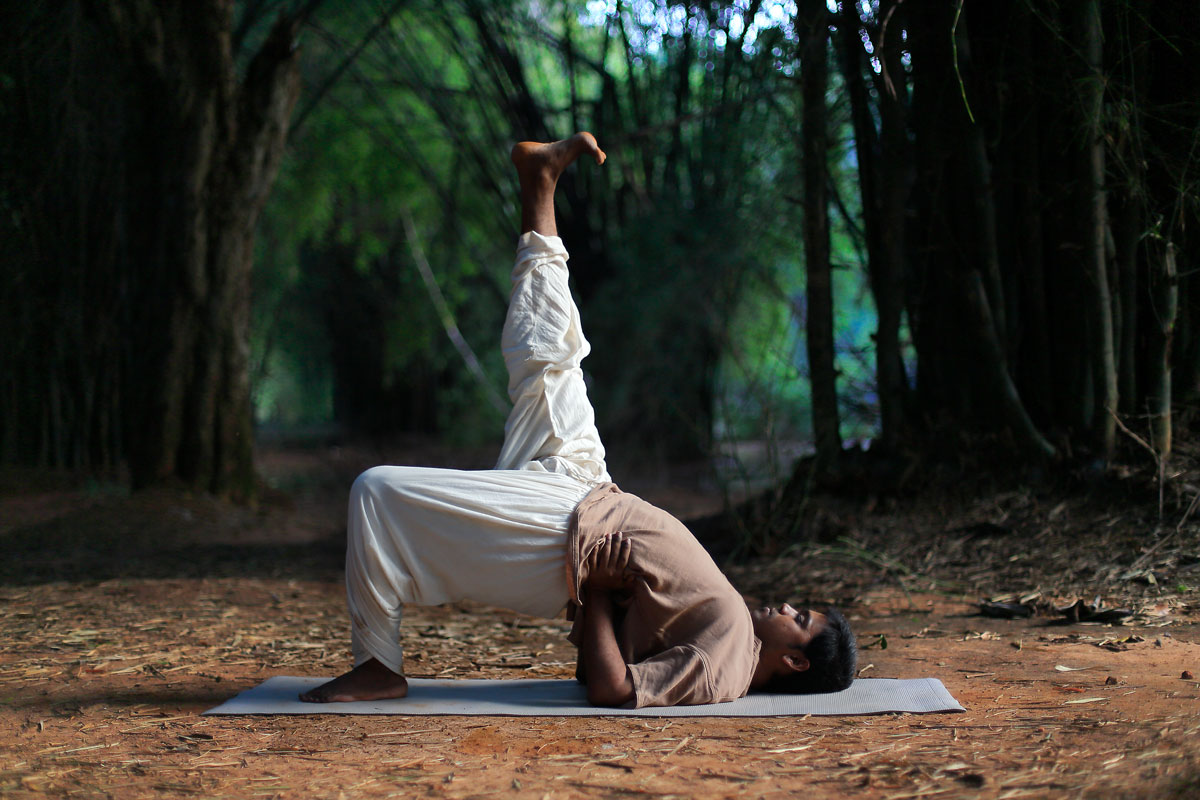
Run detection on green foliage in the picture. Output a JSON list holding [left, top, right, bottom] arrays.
[[251, 0, 889, 458]]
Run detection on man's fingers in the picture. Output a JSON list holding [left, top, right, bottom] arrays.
[[588, 540, 605, 569], [613, 532, 629, 570], [588, 535, 613, 569], [617, 537, 632, 570], [604, 533, 621, 570], [586, 533, 633, 586]]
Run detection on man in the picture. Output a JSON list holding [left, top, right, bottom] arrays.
[[301, 133, 856, 708]]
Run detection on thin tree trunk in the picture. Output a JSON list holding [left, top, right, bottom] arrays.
[[1011, 5, 1053, 421], [799, 0, 840, 471], [1147, 242, 1178, 457], [1114, 2, 1150, 414], [873, 0, 907, 450], [953, 17, 1007, 354], [1114, 194, 1141, 413], [837, 0, 905, 451], [876, 0, 913, 429], [963, 269, 1057, 459], [1077, 0, 1118, 457], [616, 3, 653, 190]]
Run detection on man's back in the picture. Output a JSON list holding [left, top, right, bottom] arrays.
[[570, 485, 759, 707]]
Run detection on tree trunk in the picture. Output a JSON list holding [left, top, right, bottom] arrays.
[[1113, 193, 1142, 414], [1146, 242, 1178, 457], [838, 0, 906, 452], [799, 0, 840, 471], [1076, 1, 1118, 457], [1013, 5, 1054, 421], [963, 269, 1057, 459], [907, 0, 1054, 458], [953, 17, 1007, 355], [92, 1, 304, 498], [875, 0, 913, 446]]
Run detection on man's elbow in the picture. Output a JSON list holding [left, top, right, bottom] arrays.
[[586, 678, 634, 708]]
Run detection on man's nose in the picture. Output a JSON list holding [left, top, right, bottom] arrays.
[[780, 603, 797, 617]]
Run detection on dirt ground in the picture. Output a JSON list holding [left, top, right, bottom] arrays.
[[2, 441, 1200, 799]]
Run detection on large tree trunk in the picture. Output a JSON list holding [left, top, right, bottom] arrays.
[[799, 0, 840, 471], [907, 1, 1055, 458], [2, 4, 130, 473], [2, 1, 304, 496], [91, 1, 304, 498]]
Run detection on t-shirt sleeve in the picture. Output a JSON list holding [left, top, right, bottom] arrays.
[[627, 645, 715, 708]]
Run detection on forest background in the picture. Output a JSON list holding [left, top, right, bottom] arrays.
[[4, 0, 1199, 526]]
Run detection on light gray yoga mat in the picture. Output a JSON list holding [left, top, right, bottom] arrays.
[[204, 676, 964, 717]]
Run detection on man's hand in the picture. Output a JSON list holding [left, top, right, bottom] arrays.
[[585, 531, 633, 591]]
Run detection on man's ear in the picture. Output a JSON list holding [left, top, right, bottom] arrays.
[[782, 651, 810, 673]]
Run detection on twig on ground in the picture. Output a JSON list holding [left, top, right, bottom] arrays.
[[1107, 407, 1165, 520]]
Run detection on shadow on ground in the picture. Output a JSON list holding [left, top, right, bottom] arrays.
[[9, 684, 237, 714], [0, 492, 346, 586]]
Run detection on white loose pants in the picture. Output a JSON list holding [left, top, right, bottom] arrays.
[[346, 232, 610, 673]]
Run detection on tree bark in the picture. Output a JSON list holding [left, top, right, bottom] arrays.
[[1011, 5, 1054, 421], [963, 269, 1057, 459], [1146, 242, 1178, 457], [90, 0, 304, 498], [1075, 1, 1118, 457], [1113, 193, 1142, 414], [907, 0, 1055, 458], [952, 16, 1007, 355], [875, 0, 913, 445], [837, 0, 906, 452], [799, 0, 840, 471]]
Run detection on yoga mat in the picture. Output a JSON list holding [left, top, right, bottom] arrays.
[[204, 677, 964, 717]]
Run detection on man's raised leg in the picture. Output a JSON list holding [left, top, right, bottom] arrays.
[[300, 133, 605, 704], [494, 133, 610, 481]]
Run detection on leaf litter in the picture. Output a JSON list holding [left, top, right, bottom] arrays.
[[1, 441, 1200, 798]]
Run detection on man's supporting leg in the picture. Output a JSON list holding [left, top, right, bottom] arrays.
[[300, 465, 586, 703]]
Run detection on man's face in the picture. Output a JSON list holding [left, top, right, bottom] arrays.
[[750, 603, 829, 651]]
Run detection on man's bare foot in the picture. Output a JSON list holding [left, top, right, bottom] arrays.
[[512, 132, 605, 236], [511, 132, 605, 191], [299, 658, 409, 703]]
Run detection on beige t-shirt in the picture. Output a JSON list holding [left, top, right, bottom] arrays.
[[568, 483, 760, 708]]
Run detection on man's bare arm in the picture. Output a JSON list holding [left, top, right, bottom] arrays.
[[580, 534, 635, 707], [580, 588, 635, 706]]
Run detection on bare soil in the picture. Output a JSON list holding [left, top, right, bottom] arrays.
[[2, 441, 1200, 799]]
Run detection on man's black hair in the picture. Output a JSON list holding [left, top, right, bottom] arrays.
[[768, 606, 856, 694]]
